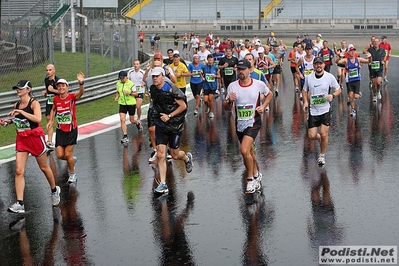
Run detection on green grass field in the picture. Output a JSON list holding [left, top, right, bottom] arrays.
[[0, 52, 121, 93]]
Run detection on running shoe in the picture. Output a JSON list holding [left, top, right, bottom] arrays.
[[209, 112, 214, 118], [246, 179, 256, 194], [350, 109, 356, 117], [185, 152, 193, 173], [358, 92, 362, 98], [46, 141, 55, 150], [254, 172, 263, 183], [275, 89, 279, 97], [136, 121, 143, 132], [317, 155, 326, 166], [299, 92, 303, 101], [377, 91, 382, 100], [373, 95, 377, 102], [68, 172, 77, 183], [384, 77, 389, 83], [121, 136, 129, 144], [295, 87, 299, 92], [73, 156, 78, 165], [8, 202, 25, 214], [194, 108, 198, 115], [51, 186, 61, 206], [369, 81, 373, 88], [154, 182, 169, 194], [206, 106, 210, 114], [254, 172, 263, 190], [149, 150, 157, 163]]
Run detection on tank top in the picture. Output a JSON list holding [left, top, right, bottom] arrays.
[[347, 58, 361, 82], [14, 98, 39, 131]]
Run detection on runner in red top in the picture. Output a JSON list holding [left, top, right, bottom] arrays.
[[48, 72, 85, 184], [379, 36, 391, 82]]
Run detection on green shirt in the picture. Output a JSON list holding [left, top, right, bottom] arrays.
[[117, 79, 136, 105]]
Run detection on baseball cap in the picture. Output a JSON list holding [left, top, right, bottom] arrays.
[[199, 42, 205, 47], [381, 35, 387, 39], [313, 56, 324, 64], [207, 54, 214, 59], [305, 43, 313, 49], [13, 80, 32, 90], [257, 47, 265, 53], [118, 71, 128, 79], [255, 40, 261, 46], [55, 78, 69, 86], [304, 33, 309, 36], [173, 50, 179, 55], [236, 59, 251, 69], [173, 53, 180, 57], [154, 52, 163, 60], [297, 35, 301, 38], [317, 34, 322, 38], [348, 44, 356, 51], [151, 67, 165, 76], [193, 54, 199, 58]]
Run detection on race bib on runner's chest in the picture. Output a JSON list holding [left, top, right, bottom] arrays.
[[225, 67, 234, 75], [56, 111, 72, 124], [348, 68, 359, 78], [13, 118, 31, 132], [47, 94, 54, 104], [311, 94, 327, 105], [371, 61, 380, 70], [237, 104, 254, 120], [304, 69, 314, 76], [205, 74, 215, 82], [323, 54, 330, 61]]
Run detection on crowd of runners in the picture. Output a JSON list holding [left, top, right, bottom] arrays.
[[0, 30, 392, 212]]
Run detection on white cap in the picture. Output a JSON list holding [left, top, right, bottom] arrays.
[[317, 34, 322, 38], [173, 50, 179, 55], [257, 47, 265, 53], [255, 40, 261, 46], [151, 67, 165, 76], [55, 78, 69, 86]]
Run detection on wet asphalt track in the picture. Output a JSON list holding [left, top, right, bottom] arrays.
[[0, 56, 399, 266]]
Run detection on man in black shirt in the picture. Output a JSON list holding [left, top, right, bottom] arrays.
[[218, 47, 239, 92]]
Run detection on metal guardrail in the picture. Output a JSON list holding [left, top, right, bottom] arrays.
[[0, 51, 151, 118], [0, 70, 122, 118]]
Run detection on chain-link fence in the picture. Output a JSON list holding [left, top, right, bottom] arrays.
[[0, 6, 141, 92]]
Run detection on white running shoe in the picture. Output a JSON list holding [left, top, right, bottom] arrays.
[[377, 91, 382, 100], [51, 186, 61, 206], [317, 155, 326, 166], [246, 179, 256, 194], [68, 172, 77, 183], [46, 141, 55, 150]]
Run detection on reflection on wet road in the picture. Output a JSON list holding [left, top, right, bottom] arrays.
[[1, 58, 399, 265]]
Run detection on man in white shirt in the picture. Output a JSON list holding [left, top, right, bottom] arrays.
[[128, 60, 145, 120], [302, 56, 341, 166]]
